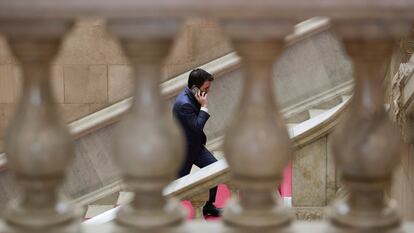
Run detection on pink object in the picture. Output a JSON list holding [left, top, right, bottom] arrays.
[[181, 184, 230, 220], [279, 161, 292, 197], [182, 163, 292, 220]]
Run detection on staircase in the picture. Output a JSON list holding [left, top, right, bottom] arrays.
[[1, 1, 413, 232], [0, 16, 352, 212], [83, 90, 352, 221]]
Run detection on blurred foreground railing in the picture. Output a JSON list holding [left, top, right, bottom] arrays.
[[0, 1, 413, 232]]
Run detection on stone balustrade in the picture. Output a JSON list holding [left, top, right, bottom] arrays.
[[0, 1, 414, 232]]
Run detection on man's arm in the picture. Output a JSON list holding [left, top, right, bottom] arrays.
[[177, 103, 210, 133]]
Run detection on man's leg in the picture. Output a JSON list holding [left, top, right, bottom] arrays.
[[178, 160, 193, 178], [194, 147, 218, 208], [178, 148, 197, 178]]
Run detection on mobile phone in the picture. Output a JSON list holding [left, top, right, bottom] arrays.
[[191, 86, 202, 96]]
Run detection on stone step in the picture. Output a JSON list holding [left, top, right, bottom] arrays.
[[117, 191, 133, 205], [308, 109, 326, 118], [285, 111, 310, 124], [341, 95, 351, 102], [312, 96, 343, 110], [213, 151, 224, 160], [85, 205, 116, 219], [287, 123, 299, 129], [90, 192, 119, 206], [283, 197, 292, 207]]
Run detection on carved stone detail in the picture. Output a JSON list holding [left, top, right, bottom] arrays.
[[391, 63, 414, 133], [294, 207, 325, 221], [390, 32, 414, 143]]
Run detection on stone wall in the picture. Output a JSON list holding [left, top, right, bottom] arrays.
[[292, 134, 339, 209], [0, 18, 232, 150]]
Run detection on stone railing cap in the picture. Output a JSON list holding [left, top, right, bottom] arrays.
[[0, 1, 414, 20]]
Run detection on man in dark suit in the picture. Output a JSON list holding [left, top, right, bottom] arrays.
[[172, 68, 221, 217]]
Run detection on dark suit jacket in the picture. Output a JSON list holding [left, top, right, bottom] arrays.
[[173, 87, 210, 161]]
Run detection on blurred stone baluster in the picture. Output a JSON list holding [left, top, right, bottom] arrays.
[[0, 20, 79, 232], [226, 182, 239, 198], [190, 192, 209, 220], [329, 19, 413, 230], [107, 19, 186, 230], [220, 20, 295, 228]]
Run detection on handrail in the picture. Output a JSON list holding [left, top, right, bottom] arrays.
[[285, 17, 331, 46], [0, 1, 413, 20], [0, 16, 331, 171], [84, 95, 351, 224]]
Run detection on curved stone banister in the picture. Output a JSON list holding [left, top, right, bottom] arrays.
[[291, 95, 350, 147], [77, 79, 353, 210], [166, 93, 352, 200], [0, 16, 331, 171], [209, 83, 353, 151], [84, 95, 351, 224], [285, 17, 330, 46]]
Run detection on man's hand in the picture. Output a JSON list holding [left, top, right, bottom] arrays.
[[195, 91, 208, 108]]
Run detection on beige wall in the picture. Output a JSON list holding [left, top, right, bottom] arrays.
[[0, 18, 232, 150]]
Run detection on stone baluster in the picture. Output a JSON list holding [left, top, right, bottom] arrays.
[[329, 20, 413, 230], [220, 20, 295, 228], [190, 191, 209, 220], [226, 182, 239, 198], [0, 20, 79, 231], [107, 19, 186, 230]]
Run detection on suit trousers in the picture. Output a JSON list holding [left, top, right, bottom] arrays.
[[178, 146, 218, 207]]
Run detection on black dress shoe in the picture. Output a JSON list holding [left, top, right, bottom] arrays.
[[202, 206, 222, 217]]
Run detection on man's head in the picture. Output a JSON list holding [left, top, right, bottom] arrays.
[[188, 68, 214, 93]]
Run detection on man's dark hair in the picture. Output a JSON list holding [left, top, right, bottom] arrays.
[[188, 68, 214, 88]]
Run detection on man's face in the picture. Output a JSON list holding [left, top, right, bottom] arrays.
[[200, 80, 212, 93]]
